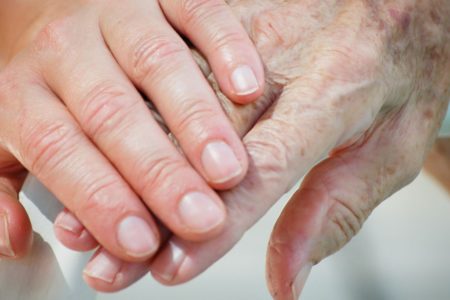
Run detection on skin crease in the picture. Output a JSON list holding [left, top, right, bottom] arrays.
[[54, 0, 450, 298], [2, 0, 450, 298], [0, 0, 267, 265]]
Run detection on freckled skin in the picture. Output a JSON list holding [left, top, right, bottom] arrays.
[[71, 1, 450, 294], [178, 2, 450, 298], [191, 0, 450, 152], [388, 8, 411, 32], [2, 0, 450, 296]]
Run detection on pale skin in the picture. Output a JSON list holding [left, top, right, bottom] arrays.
[[54, 0, 450, 298], [0, 0, 266, 261], [2, 0, 450, 299]]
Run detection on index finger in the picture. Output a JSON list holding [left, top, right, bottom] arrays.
[[160, 0, 265, 103]]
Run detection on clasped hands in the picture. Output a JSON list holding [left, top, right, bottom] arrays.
[[0, 0, 449, 299]]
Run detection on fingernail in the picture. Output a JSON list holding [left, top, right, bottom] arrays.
[[231, 65, 259, 96], [178, 192, 225, 232], [292, 263, 313, 300], [0, 213, 15, 257], [84, 249, 122, 283], [54, 210, 83, 235], [202, 141, 243, 184], [117, 216, 158, 258], [151, 240, 185, 282]]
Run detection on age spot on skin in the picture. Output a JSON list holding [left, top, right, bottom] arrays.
[[388, 9, 411, 32], [423, 109, 434, 121], [430, 10, 442, 24]]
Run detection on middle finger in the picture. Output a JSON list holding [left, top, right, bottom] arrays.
[[38, 11, 227, 241], [99, 0, 249, 188]]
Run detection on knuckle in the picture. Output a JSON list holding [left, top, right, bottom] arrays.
[[136, 153, 187, 197], [376, 130, 425, 193], [20, 121, 80, 177], [180, 0, 248, 52], [209, 29, 248, 54], [388, 147, 423, 189], [76, 174, 126, 215], [32, 18, 72, 56], [180, 0, 223, 26], [285, 84, 348, 135], [171, 99, 217, 138], [80, 82, 139, 138], [313, 40, 381, 88], [328, 195, 366, 250], [130, 33, 187, 84]]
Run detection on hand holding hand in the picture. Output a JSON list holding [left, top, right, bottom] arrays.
[[62, 0, 450, 296], [0, 0, 264, 263]]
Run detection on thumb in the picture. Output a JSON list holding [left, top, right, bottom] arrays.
[[0, 151, 32, 258], [266, 114, 427, 299]]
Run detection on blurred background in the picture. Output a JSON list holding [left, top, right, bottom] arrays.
[[97, 170, 450, 300], [3, 142, 448, 300]]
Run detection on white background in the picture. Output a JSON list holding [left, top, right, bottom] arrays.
[[99, 172, 450, 300]]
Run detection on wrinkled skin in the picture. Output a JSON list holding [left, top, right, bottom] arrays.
[[0, 0, 265, 265], [55, 0, 450, 298], [3, 0, 450, 298], [166, 5, 450, 299]]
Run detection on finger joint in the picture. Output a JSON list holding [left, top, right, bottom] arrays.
[[21, 121, 81, 178], [80, 81, 140, 139], [136, 153, 187, 199], [130, 33, 187, 85]]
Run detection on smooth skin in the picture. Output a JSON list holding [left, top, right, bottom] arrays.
[[55, 0, 450, 297], [0, 0, 264, 263]]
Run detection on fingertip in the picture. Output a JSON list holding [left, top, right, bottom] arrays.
[[83, 248, 150, 293], [115, 215, 160, 262], [0, 195, 33, 259], [150, 240, 187, 286], [83, 249, 124, 292], [265, 187, 327, 300], [55, 227, 98, 252], [200, 139, 249, 190], [210, 51, 265, 105], [176, 191, 227, 242], [54, 209, 98, 251], [160, 0, 266, 104], [225, 64, 265, 104]]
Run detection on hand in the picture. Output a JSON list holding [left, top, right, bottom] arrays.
[[53, 0, 450, 297], [0, 0, 265, 262]]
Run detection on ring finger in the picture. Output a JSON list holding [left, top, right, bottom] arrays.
[[38, 11, 227, 241]]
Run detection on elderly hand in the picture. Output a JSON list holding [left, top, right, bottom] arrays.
[[0, 0, 265, 263], [54, 0, 450, 297]]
